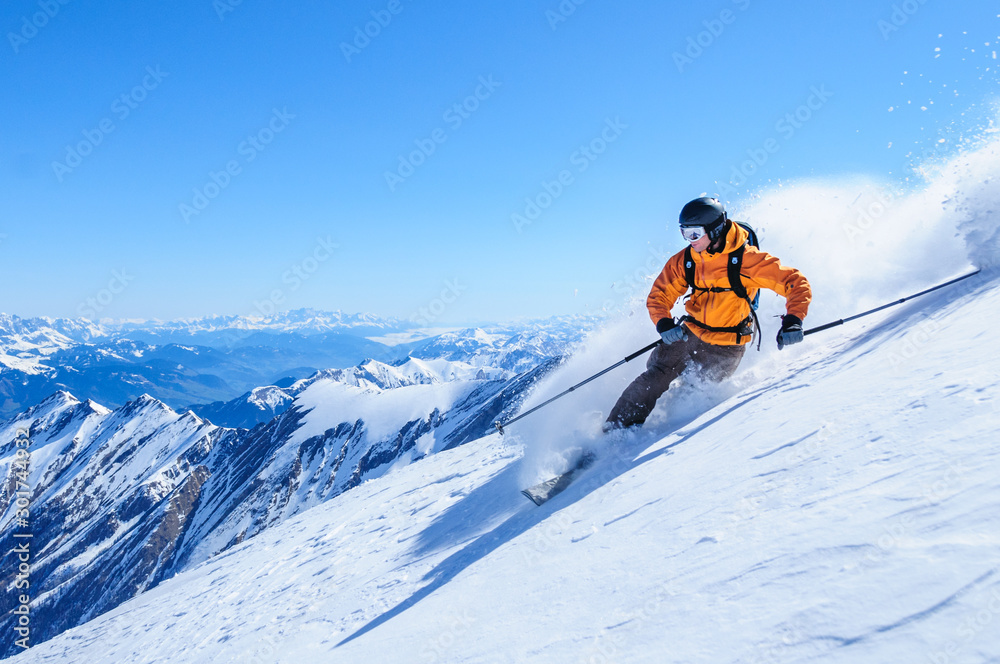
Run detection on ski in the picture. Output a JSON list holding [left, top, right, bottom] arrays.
[[520, 451, 596, 506]]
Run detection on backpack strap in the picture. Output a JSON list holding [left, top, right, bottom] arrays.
[[683, 247, 696, 293], [726, 245, 761, 350], [727, 245, 749, 301], [733, 222, 761, 310]]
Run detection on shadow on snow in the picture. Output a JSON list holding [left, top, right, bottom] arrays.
[[336, 389, 770, 648]]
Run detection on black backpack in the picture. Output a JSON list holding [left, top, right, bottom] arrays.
[[680, 221, 762, 349]]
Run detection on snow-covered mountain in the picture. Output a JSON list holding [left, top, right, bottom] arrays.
[[0, 339, 253, 418], [308, 356, 509, 391], [408, 318, 590, 374], [0, 356, 558, 656], [0, 315, 77, 377], [6, 264, 997, 663], [190, 385, 297, 430], [189, 357, 508, 429], [0, 314, 105, 348], [0, 311, 417, 416], [0, 312, 598, 418]]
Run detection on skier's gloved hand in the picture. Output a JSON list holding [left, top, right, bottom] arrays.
[[776, 315, 804, 350], [657, 318, 688, 345]]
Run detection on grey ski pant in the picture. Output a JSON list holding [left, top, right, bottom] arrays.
[[606, 333, 747, 428]]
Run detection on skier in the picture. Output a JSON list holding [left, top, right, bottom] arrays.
[[604, 197, 812, 431]]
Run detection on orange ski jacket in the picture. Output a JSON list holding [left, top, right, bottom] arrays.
[[647, 222, 812, 346]]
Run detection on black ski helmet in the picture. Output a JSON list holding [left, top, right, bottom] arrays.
[[679, 197, 728, 242]]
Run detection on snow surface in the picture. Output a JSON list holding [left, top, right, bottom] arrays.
[[8, 122, 1000, 664]]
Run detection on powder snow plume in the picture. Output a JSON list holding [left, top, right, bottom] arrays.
[[513, 120, 1000, 480], [733, 126, 1000, 328]]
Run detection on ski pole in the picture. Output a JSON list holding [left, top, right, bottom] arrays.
[[495, 339, 662, 435], [804, 269, 982, 337]]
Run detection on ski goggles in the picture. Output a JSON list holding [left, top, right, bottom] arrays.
[[680, 226, 706, 243]]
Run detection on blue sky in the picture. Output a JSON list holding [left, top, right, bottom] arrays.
[[1, 0, 997, 324]]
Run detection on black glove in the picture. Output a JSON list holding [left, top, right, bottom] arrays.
[[657, 318, 688, 345], [776, 315, 804, 350]]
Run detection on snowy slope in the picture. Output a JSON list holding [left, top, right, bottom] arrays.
[[11, 267, 998, 663], [0, 356, 559, 655]]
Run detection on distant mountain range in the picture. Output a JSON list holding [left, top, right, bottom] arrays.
[[0, 309, 404, 345], [0, 309, 598, 417]]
